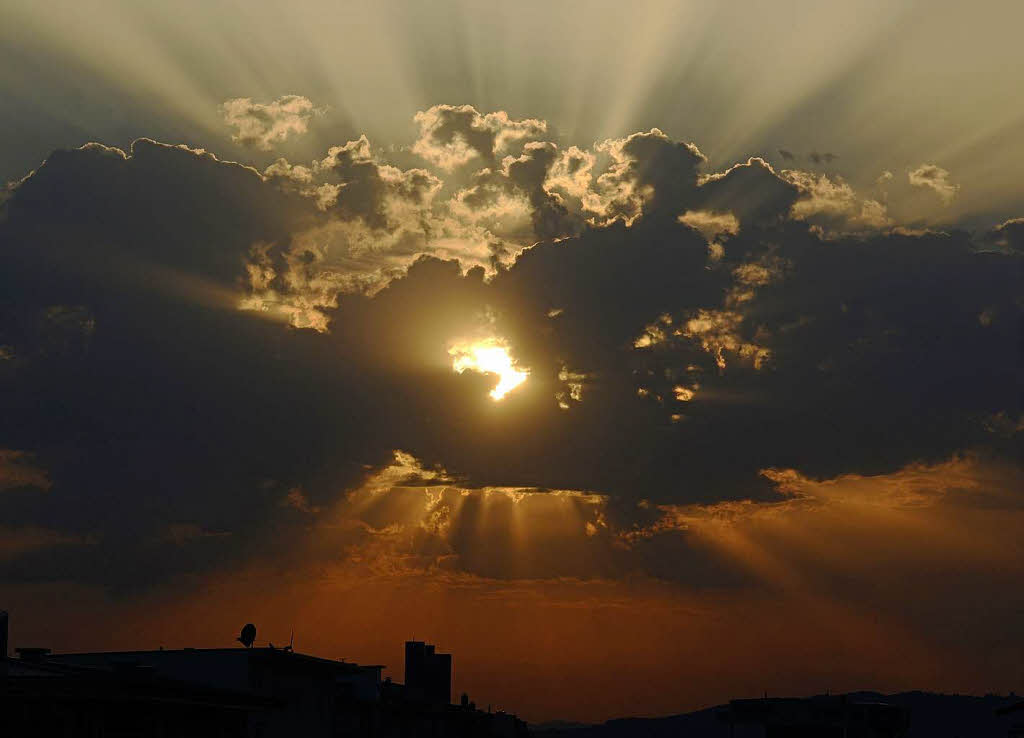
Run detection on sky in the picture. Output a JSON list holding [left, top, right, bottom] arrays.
[[1, 0, 1022, 723]]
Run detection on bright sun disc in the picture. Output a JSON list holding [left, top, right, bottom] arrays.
[[449, 339, 529, 400]]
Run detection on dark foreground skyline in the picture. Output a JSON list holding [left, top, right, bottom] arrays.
[[1, 0, 1022, 723], [3, 611, 1021, 737]]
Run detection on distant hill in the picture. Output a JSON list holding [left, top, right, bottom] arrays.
[[531, 691, 1021, 737]]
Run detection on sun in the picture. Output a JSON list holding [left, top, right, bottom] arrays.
[[449, 338, 529, 400]]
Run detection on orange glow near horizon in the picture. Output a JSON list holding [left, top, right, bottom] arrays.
[[449, 338, 529, 400]]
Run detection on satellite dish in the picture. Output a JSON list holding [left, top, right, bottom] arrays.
[[237, 623, 257, 649]]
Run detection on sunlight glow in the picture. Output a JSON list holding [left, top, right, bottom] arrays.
[[449, 338, 529, 400]]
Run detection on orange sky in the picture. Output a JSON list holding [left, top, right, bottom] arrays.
[[6, 455, 1021, 722]]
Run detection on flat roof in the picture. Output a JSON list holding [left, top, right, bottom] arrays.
[[49, 647, 384, 671]]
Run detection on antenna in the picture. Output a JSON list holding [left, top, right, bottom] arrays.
[[285, 630, 294, 653], [237, 623, 257, 649]]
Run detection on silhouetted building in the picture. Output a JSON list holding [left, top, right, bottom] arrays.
[[2, 654, 274, 737], [998, 699, 1024, 738], [1, 612, 525, 738], [42, 647, 383, 737], [405, 640, 452, 704], [719, 695, 909, 737]]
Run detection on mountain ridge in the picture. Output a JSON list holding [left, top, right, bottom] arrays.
[[530, 691, 1022, 737]]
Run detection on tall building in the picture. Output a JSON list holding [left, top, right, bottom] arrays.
[[404, 640, 452, 705], [0, 613, 526, 737]]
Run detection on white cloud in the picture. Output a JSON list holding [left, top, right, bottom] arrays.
[[220, 95, 321, 150], [908, 163, 959, 205]]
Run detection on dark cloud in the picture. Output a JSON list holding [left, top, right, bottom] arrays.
[[452, 141, 582, 242], [777, 148, 795, 161], [312, 135, 441, 229], [587, 128, 705, 224], [0, 449, 52, 492], [696, 157, 800, 228], [0, 139, 312, 286], [809, 151, 838, 165], [0, 120, 1020, 594], [412, 104, 547, 171], [984, 217, 1024, 253], [0, 139, 374, 587]]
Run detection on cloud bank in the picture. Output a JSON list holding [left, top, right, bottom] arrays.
[[0, 102, 1020, 715]]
